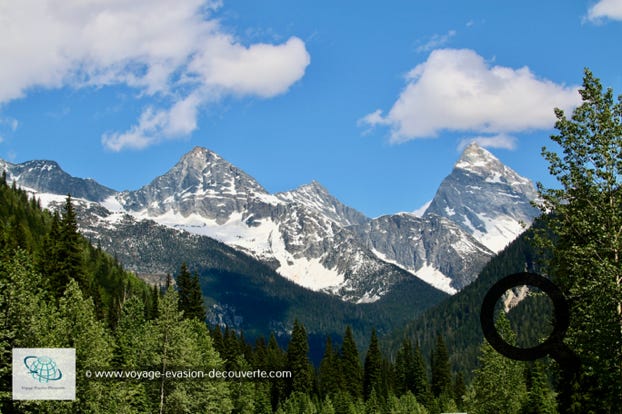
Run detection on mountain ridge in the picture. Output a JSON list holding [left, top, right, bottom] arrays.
[[0, 143, 539, 301]]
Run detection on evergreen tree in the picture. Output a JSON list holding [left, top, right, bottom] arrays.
[[363, 329, 383, 401], [58, 195, 87, 290], [267, 333, 287, 411], [286, 320, 313, 395], [57, 279, 114, 413], [176, 262, 192, 314], [42, 211, 66, 298], [386, 392, 428, 414], [319, 336, 343, 398], [395, 339, 433, 410], [463, 312, 527, 414], [149, 287, 232, 413], [535, 68, 622, 412], [186, 273, 206, 320], [340, 326, 363, 399], [223, 327, 242, 370], [111, 295, 151, 412], [430, 335, 452, 398], [176, 264, 205, 320], [394, 338, 414, 396], [211, 324, 225, 357], [523, 361, 558, 414], [452, 371, 466, 410]]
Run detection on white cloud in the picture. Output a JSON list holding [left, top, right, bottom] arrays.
[[587, 0, 622, 21], [0, 0, 310, 151], [457, 134, 517, 151], [102, 93, 201, 151], [416, 30, 456, 53], [361, 49, 581, 143]]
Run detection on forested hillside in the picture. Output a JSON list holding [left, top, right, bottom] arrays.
[[0, 177, 477, 413], [392, 226, 544, 375]]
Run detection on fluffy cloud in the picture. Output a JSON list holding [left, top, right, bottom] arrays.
[[587, 0, 622, 21], [0, 0, 310, 151], [361, 49, 580, 143]]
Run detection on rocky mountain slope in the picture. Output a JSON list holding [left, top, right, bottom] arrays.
[[0, 143, 539, 302], [423, 143, 540, 252]]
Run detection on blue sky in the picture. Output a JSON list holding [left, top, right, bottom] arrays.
[[1, 0, 621, 217]]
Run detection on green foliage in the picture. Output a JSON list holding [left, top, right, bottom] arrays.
[[318, 337, 344, 398], [176, 263, 206, 321], [340, 326, 363, 399], [363, 330, 383, 401], [523, 361, 558, 414], [393, 228, 541, 378], [287, 320, 313, 395], [535, 69, 622, 412], [463, 312, 527, 414], [430, 335, 451, 398], [386, 392, 428, 414]]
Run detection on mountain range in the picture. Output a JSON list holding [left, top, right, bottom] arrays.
[[0, 143, 539, 306]]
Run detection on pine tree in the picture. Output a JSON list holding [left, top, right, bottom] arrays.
[[363, 329, 383, 401], [42, 211, 67, 298], [211, 325, 225, 357], [430, 335, 452, 398], [523, 361, 558, 414], [464, 312, 527, 414], [395, 339, 433, 409], [319, 336, 343, 398], [58, 195, 87, 290], [186, 273, 206, 320], [286, 320, 313, 394], [149, 287, 232, 413], [267, 333, 287, 410], [340, 326, 363, 399], [387, 392, 428, 414], [535, 68, 622, 412], [452, 371, 466, 410], [176, 262, 192, 314]]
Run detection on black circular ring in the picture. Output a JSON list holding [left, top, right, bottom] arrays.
[[480, 272, 570, 361]]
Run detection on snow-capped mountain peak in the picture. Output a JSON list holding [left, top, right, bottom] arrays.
[[1, 143, 537, 302], [424, 143, 540, 253], [455, 142, 501, 172], [116, 147, 269, 222], [277, 180, 369, 227]]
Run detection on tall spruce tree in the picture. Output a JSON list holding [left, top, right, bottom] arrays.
[[363, 329, 383, 401], [267, 333, 287, 410], [176, 263, 192, 312], [340, 326, 363, 399], [187, 273, 206, 321], [58, 195, 87, 291], [286, 320, 313, 395], [395, 339, 433, 409], [523, 361, 558, 414], [318, 336, 343, 398], [430, 335, 452, 398]]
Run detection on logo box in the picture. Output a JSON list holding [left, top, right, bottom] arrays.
[[12, 348, 76, 400]]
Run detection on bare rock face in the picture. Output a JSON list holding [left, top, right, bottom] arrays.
[[424, 143, 539, 253], [1, 143, 539, 303], [1, 159, 115, 201], [352, 213, 493, 292], [117, 147, 269, 223]]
